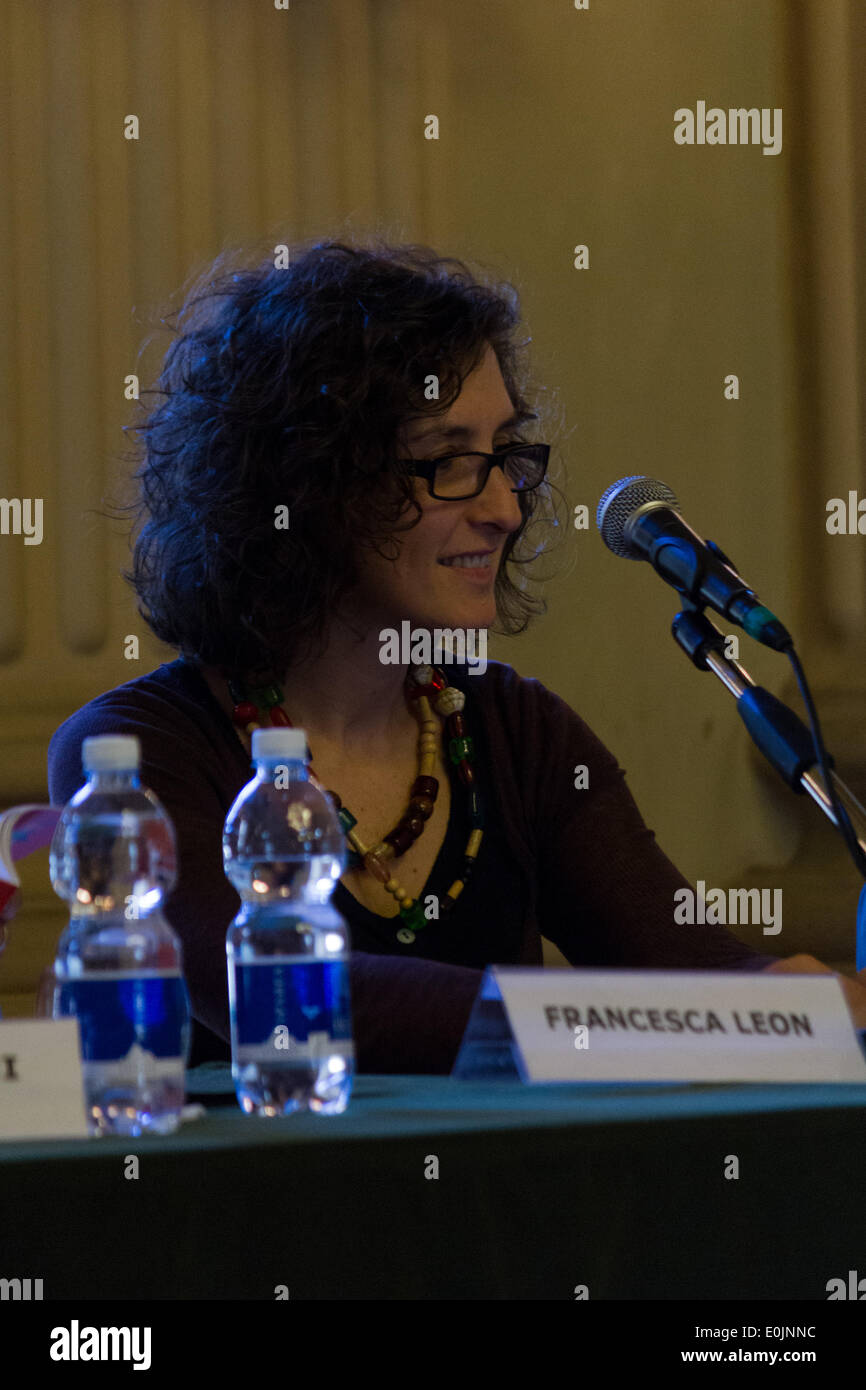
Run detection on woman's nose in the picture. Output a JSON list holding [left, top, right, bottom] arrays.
[[472, 459, 524, 523]]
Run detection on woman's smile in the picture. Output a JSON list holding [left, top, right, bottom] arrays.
[[438, 549, 497, 577]]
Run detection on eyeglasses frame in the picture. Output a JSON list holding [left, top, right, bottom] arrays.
[[397, 441, 551, 501]]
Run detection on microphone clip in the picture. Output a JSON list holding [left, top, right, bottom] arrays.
[[671, 602, 728, 671]]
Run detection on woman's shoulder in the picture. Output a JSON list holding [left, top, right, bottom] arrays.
[[447, 657, 622, 809], [449, 657, 604, 746], [47, 658, 234, 805], [48, 659, 212, 742]]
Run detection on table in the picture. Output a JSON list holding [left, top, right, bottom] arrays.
[[1, 1064, 865, 1300]]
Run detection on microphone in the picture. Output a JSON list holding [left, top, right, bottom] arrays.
[[596, 475, 793, 652]]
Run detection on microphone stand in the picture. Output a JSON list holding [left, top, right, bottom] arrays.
[[671, 605, 866, 969]]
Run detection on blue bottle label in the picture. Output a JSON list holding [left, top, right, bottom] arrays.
[[57, 971, 189, 1066], [230, 956, 352, 1064]]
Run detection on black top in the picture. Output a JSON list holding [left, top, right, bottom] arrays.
[[331, 671, 527, 968]]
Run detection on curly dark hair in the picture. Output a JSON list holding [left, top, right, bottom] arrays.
[[119, 236, 565, 679]]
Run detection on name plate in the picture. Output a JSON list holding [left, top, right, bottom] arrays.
[[0, 1019, 89, 1140], [452, 967, 866, 1083]]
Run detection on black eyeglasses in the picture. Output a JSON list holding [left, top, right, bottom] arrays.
[[398, 442, 550, 501]]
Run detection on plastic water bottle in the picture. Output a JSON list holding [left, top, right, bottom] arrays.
[[49, 734, 190, 1136], [224, 727, 353, 1116]]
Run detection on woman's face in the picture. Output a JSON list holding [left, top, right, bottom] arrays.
[[352, 342, 526, 636]]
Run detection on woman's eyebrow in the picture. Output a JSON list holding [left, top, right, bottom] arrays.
[[411, 409, 528, 443]]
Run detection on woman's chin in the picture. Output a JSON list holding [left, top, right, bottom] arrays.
[[413, 608, 493, 635]]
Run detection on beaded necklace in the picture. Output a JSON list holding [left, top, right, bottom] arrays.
[[227, 663, 484, 946]]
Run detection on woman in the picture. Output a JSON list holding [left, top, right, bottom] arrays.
[[47, 238, 866, 1070]]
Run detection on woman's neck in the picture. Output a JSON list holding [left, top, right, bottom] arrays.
[[197, 647, 417, 761], [280, 657, 416, 758]]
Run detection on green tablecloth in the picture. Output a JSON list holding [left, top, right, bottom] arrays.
[[1, 1065, 865, 1300]]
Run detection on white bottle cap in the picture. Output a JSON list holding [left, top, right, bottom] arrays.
[[82, 734, 141, 772], [251, 727, 308, 761]]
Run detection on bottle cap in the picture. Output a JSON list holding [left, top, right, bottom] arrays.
[[251, 727, 308, 761], [82, 734, 141, 772]]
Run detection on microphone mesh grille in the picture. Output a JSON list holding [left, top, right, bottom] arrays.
[[596, 474, 680, 558]]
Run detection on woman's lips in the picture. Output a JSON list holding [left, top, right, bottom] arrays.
[[438, 551, 495, 567], [438, 554, 495, 581]]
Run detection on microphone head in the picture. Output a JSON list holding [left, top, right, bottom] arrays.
[[596, 474, 680, 558]]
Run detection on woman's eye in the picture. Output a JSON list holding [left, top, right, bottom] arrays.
[[430, 438, 526, 465]]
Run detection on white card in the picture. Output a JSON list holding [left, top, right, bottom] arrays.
[[458, 968, 866, 1083], [0, 1019, 89, 1140]]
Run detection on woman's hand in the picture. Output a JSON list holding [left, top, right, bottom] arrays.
[[763, 953, 866, 1031]]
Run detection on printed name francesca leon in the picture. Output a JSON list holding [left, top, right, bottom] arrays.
[[543, 1005, 813, 1037]]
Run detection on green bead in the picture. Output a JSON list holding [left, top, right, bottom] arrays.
[[250, 682, 284, 708], [449, 734, 474, 765], [399, 900, 428, 932], [338, 807, 357, 834]]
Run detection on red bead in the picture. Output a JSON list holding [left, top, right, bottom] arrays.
[[411, 775, 438, 801], [457, 761, 475, 787], [363, 852, 392, 883], [268, 705, 291, 726], [401, 816, 424, 838], [384, 826, 416, 856], [232, 701, 258, 726], [407, 682, 439, 703], [447, 712, 465, 738], [408, 796, 434, 820]]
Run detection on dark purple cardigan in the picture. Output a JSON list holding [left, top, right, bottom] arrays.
[[46, 657, 776, 1072]]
